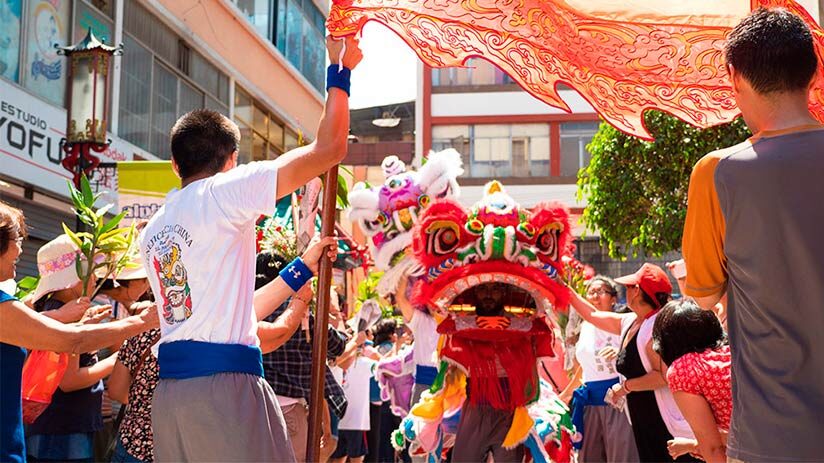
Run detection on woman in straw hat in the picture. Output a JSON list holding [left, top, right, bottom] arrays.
[[0, 201, 158, 463]]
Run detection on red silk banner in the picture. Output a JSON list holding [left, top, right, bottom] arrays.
[[328, 0, 824, 139]]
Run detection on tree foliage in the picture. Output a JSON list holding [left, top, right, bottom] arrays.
[[578, 111, 750, 258]]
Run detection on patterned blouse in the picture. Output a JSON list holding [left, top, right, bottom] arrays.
[[666, 345, 732, 430], [117, 329, 160, 462]]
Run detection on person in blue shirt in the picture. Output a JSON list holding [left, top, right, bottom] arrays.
[[0, 201, 159, 463]]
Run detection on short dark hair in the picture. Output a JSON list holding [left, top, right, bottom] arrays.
[[255, 251, 289, 290], [170, 109, 240, 179], [373, 318, 397, 346], [641, 290, 671, 310], [99, 279, 133, 291], [652, 300, 725, 366], [725, 8, 817, 94]]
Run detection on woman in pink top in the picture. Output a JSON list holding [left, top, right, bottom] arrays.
[[652, 300, 731, 463]]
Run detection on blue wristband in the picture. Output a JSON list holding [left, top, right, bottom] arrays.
[[326, 65, 351, 96], [279, 257, 313, 292]]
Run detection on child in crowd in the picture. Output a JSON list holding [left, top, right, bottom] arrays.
[[26, 235, 115, 462], [332, 332, 376, 463], [652, 300, 731, 463]]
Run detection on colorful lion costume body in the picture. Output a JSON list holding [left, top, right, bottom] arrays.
[[395, 181, 576, 463]]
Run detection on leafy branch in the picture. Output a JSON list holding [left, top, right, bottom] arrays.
[[62, 175, 136, 297]]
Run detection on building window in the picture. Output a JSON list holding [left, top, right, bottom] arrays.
[[24, 0, 71, 107], [232, 0, 273, 39], [118, 2, 231, 158], [560, 121, 600, 176], [118, 34, 153, 151], [432, 123, 550, 178], [431, 58, 515, 87], [0, 0, 23, 83], [274, 0, 325, 92], [233, 87, 287, 164]]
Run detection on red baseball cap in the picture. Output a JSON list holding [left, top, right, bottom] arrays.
[[615, 263, 672, 307]]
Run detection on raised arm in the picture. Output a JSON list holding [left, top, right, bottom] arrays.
[[257, 286, 312, 354], [396, 274, 415, 323], [0, 299, 157, 355], [254, 236, 336, 321], [273, 36, 363, 199], [567, 290, 626, 335]]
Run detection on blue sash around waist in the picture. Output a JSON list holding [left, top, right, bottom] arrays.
[[570, 377, 620, 449], [415, 365, 438, 387], [158, 340, 264, 380]]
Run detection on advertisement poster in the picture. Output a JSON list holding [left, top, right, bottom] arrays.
[[117, 161, 180, 225], [0, 0, 22, 82], [25, 0, 70, 107]]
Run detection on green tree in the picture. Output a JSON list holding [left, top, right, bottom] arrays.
[[578, 111, 750, 258]]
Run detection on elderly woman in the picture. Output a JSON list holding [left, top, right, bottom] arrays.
[[0, 201, 157, 463], [565, 264, 697, 463]]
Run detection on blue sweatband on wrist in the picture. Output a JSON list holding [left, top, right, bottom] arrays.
[[279, 257, 313, 292], [326, 65, 351, 96]]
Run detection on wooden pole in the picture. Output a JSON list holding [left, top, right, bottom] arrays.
[[306, 165, 339, 462]]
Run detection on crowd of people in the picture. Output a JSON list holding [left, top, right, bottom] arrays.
[[1, 6, 823, 463]]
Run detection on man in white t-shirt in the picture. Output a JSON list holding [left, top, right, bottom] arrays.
[[331, 353, 376, 463], [139, 36, 363, 462]]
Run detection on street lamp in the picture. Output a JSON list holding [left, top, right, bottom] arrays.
[[57, 28, 122, 230]]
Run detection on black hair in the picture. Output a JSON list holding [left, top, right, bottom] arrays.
[[725, 8, 817, 94], [170, 109, 241, 179], [652, 300, 726, 366], [373, 318, 397, 346], [586, 275, 618, 297], [255, 251, 289, 290], [641, 290, 671, 310], [99, 279, 134, 291]]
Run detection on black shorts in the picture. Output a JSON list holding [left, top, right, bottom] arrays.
[[331, 429, 368, 458]]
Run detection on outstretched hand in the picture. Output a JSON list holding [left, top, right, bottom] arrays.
[[327, 35, 363, 71], [302, 236, 338, 275]]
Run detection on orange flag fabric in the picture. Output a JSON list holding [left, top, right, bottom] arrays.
[[328, 0, 824, 139]]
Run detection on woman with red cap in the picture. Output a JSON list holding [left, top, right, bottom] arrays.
[[564, 263, 697, 463]]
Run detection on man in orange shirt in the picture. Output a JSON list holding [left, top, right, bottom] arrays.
[[682, 8, 824, 463]]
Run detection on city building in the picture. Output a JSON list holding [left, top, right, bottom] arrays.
[[417, 58, 597, 233], [1, 0, 329, 276]]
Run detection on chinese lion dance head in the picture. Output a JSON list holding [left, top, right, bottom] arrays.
[[348, 149, 463, 296], [399, 181, 575, 463], [411, 180, 573, 316]]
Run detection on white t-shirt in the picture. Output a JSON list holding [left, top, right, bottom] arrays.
[[408, 310, 438, 368], [140, 162, 278, 348], [339, 356, 376, 431], [575, 321, 621, 383]]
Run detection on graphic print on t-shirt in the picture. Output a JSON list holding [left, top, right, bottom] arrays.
[[148, 230, 193, 324]]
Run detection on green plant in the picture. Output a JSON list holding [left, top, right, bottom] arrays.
[[355, 271, 394, 318], [578, 112, 750, 258], [62, 175, 136, 297], [13, 276, 40, 300]]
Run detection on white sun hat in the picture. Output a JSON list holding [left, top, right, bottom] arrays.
[[31, 235, 84, 303]]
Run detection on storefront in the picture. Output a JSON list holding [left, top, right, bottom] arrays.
[[1, 78, 151, 277]]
